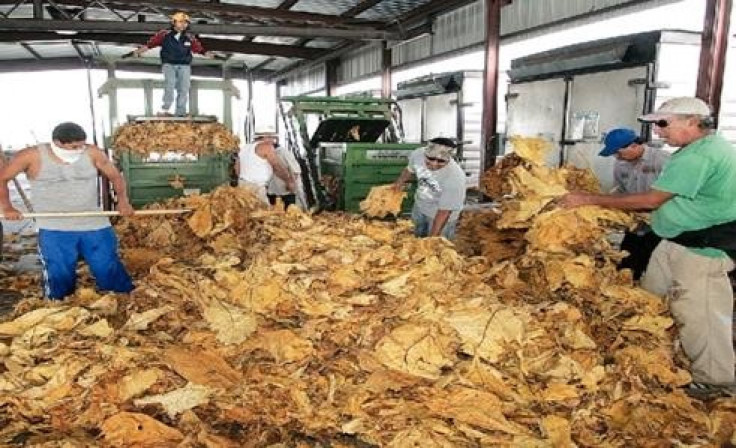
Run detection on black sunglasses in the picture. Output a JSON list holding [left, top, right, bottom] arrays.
[[425, 156, 449, 163], [640, 118, 670, 128]]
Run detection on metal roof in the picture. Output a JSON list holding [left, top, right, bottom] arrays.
[[0, 0, 458, 78]]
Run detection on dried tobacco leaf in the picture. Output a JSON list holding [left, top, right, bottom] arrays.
[[164, 347, 241, 389], [374, 323, 456, 380], [101, 412, 184, 447], [541, 415, 573, 447], [116, 369, 163, 401], [360, 185, 407, 218], [443, 306, 526, 363], [134, 383, 213, 418]]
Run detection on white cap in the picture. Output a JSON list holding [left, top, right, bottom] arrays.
[[424, 142, 454, 161], [640, 97, 711, 121], [254, 126, 278, 137]]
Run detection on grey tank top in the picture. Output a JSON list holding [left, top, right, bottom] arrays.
[[30, 144, 110, 231]]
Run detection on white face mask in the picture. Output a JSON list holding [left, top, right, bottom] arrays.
[[51, 142, 86, 164]]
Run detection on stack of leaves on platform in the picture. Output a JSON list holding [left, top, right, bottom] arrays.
[[112, 121, 239, 156]]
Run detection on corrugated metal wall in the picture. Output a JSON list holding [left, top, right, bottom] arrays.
[[336, 43, 383, 83], [280, 64, 326, 96], [284, 0, 672, 88], [394, 0, 673, 67], [501, 0, 654, 34], [391, 35, 432, 67], [432, 1, 485, 56]]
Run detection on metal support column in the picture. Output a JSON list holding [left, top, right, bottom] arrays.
[[245, 72, 254, 143], [102, 65, 117, 211], [381, 42, 392, 99], [143, 80, 154, 116], [325, 58, 339, 97], [697, 0, 733, 121], [189, 81, 200, 116], [106, 64, 119, 132], [222, 64, 233, 130], [480, 0, 507, 170], [32, 0, 43, 19]]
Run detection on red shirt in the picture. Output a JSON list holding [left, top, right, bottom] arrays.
[[145, 30, 205, 54]]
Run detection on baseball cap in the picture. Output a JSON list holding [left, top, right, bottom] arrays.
[[639, 97, 711, 121], [254, 126, 278, 138], [424, 137, 456, 161], [599, 128, 639, 157]]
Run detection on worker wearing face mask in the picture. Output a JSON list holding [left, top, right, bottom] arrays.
[[393, 137, 466, 239], [0, 122, 134, 300], [598, 128, 670, 280], [132, 11, 214, 116]]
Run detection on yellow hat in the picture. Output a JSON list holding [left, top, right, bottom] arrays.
[[170, 12, 190, 23]]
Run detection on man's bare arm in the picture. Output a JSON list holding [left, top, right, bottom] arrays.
[[561, 189, 674, 210], [0, 149, 35, 219], [259, 143, 293, 185], [430, 210, 452, 237], [393, 168, 414, 190], [89, 148, 134, 216]]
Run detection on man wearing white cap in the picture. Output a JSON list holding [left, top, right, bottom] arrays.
[[393, 137, 466, 239], [236, 128, 295, 204], [561, 97, 736, 399]]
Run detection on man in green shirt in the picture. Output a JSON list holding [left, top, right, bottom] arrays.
[[561, 97, 736, 399]]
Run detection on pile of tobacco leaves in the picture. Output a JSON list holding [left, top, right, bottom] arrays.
[[0, 138, 734, 447], [112, 122, 239, 156]]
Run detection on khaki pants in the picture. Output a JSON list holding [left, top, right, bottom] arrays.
[[641, 240, 735, 385]]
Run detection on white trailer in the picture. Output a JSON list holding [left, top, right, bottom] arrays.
[[505, 30, 735, 192], [395, 71, 484, 188]]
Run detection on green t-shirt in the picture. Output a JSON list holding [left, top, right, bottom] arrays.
[[652, 133, 736, 258]]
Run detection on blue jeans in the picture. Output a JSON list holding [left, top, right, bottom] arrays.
[[162, 63, 191, 115], [38, 227, 134, 300], [411, 206, 458, 240]]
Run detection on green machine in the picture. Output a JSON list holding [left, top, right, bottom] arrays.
[[97, 68, 240, 209], [113, 116, 233, 208], [280, 96, 420, 213]]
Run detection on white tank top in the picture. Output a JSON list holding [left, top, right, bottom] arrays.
[[238, 142, 273, 187]]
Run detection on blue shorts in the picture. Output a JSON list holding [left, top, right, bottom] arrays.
[[38, 227, 134, 300]]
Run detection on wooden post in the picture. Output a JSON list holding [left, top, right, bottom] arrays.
[[381, 42, 392, 99], [32, 0, 43, 19], [696, 0, 732, 122], [480, 0, 509, 171], [325, 58, 339, 97]]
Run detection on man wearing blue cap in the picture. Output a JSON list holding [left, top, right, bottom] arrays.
[[599, 128, 670, 280]]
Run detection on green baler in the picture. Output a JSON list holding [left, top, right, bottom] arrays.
[[320, 142, 419, 213], [280, 96, 420, 213], [113, 116, 233, 208], [117, 151, 231, 208]]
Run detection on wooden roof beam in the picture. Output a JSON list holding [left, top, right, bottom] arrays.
[[0, 0, 383, 26], [0, 31, 328, 59], [0, 18, 397, 40]]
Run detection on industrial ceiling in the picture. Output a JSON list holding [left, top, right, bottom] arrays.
[[0, 0, 468, 78]]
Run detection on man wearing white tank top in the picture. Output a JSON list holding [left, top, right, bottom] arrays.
[[0, 122, 134, 300], [236, 128, 295, 204]]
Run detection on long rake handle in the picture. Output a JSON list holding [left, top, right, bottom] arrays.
[[0, 209, 190, 220]]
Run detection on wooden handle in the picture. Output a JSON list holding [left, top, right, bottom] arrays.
[[0, 209, 191, 220]]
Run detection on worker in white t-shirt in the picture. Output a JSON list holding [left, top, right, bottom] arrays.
[[236, 128, 295, 204], [267, 145, 303, 209]]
